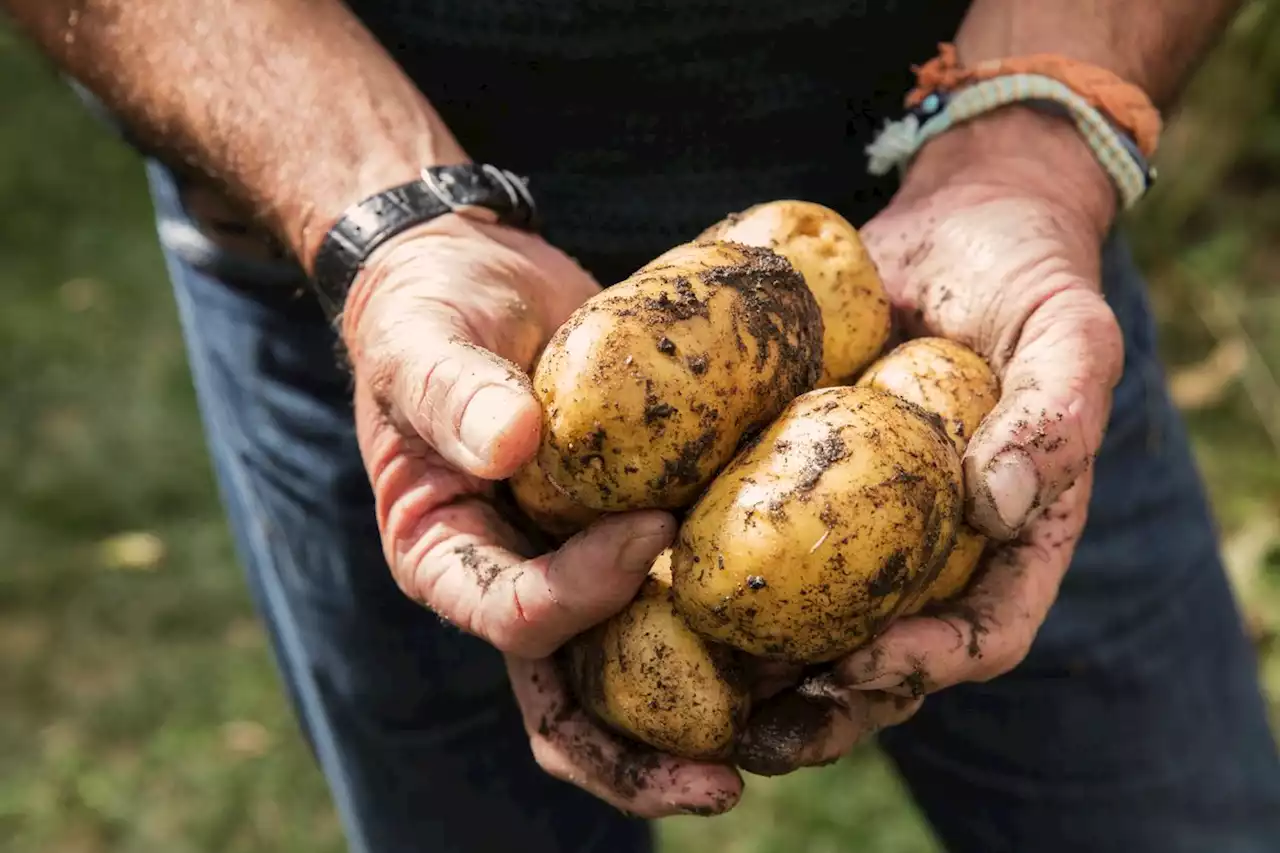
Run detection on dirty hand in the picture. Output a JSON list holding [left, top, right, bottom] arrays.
[[341, 214, 743, 816], [737, 108, 1125, 774]]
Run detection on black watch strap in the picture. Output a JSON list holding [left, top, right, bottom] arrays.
[[310, 164, 539, 320]]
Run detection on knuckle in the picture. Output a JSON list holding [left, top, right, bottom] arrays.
[[484, 608, 555, 658], [480, 614, 526, 655], [393, 528, 450, 605], [400, 348, 458, 436], [401, 564, 461, 626]]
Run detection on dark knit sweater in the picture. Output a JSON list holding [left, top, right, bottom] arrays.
[[79, 2, 971, 284], [347, 2, 968, 281]]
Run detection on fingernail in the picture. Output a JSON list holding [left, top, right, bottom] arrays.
[[459, 385, 531, 462], [967, 448, 1038, 539]]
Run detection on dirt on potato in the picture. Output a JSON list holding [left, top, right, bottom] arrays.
[[533, 240, 823, 512], [670, 386, 963, 664]]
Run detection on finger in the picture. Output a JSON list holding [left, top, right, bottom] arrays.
[[835, 473, 1091, 695], [509, 655, 744, 817], [400, 498, 675, 658], [358, 383, 678, 657], [736, 672, 922, 777], [963, 287, 1122, 539]]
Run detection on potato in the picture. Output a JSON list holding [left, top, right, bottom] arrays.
[[670, 386, 963, 663], [856, 337, 999, 454], [564, 550, 748, 760], [902, 526, 988, 614], [700, 200, 892, 386], [509, 454, 602, 541], [533, 240, 824, 511], [858, 337, 1001, 612]]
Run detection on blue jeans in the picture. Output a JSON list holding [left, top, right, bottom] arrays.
[[146, 160, 1280, 853]]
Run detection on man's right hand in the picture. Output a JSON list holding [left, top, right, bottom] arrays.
[[341, 214, 745, 817]]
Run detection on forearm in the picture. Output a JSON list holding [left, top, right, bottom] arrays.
[[3, 0, 466, 269], [955, 0, 1243, 109]]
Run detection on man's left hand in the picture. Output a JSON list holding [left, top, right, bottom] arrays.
[[737, 107, 1126, 774]]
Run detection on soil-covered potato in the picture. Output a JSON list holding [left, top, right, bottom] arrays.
[[670, 386, 963, 663], [856, 337, 999, 454], [508, 455, 602, 541], [902, 526, 987, 614], [700, 200, 892, 386], [564, 550, 748, 760], [533, 240, 824, 512], [858, 337, 1001, 611]]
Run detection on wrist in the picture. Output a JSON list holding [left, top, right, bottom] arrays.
[[898, 105, 1118, 240], [288, 139, 471, 275], [310, 160, 539, 334]]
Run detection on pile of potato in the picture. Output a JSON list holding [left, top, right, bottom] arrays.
[[508, 201, 1001, 763]]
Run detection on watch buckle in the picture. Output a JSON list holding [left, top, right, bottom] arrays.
[[420, 165, 535, 226]]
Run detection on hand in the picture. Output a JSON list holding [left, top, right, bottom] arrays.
[[735, 107, 1125, 774], [342, 214, 743, 815]]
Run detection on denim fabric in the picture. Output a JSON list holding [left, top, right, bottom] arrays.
[[145, 159, 1280, 853]]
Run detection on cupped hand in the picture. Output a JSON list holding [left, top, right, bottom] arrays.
[[735, 108, 1125, 774], [341, 213, 743, 816]]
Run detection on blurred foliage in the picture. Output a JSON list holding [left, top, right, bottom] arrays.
[[1, 5, 1279, 851]]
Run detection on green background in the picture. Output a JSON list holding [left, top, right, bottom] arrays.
[[3, 6, 1280, 851]]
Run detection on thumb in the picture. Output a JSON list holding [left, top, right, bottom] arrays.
[[340, 224, 601, 482], [358, 301, 544, 480], [964, 285, 1123, 539]]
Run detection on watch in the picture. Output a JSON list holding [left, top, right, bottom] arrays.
[[309, 163, 540, 320]]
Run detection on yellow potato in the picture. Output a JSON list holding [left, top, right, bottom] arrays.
[[700, 200, 892, 386], [565, 550, 748, 760], [670, 386, 963, 663], [533, 240, 824, 511], [856, 337, 999, 454], [901, 526, 988, 615], [508, 455, 602, 541], [858, 337, 1001, 611]]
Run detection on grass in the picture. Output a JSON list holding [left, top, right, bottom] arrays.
[[2, 9, 1279, 852]]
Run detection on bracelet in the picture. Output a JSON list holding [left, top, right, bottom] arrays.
[[866, 43, 1162, 210], [907, 43, 1162, 157], [866, 74, 1157, 209]]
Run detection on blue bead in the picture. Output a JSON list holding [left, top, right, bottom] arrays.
[[922, 93, 940, 114]]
